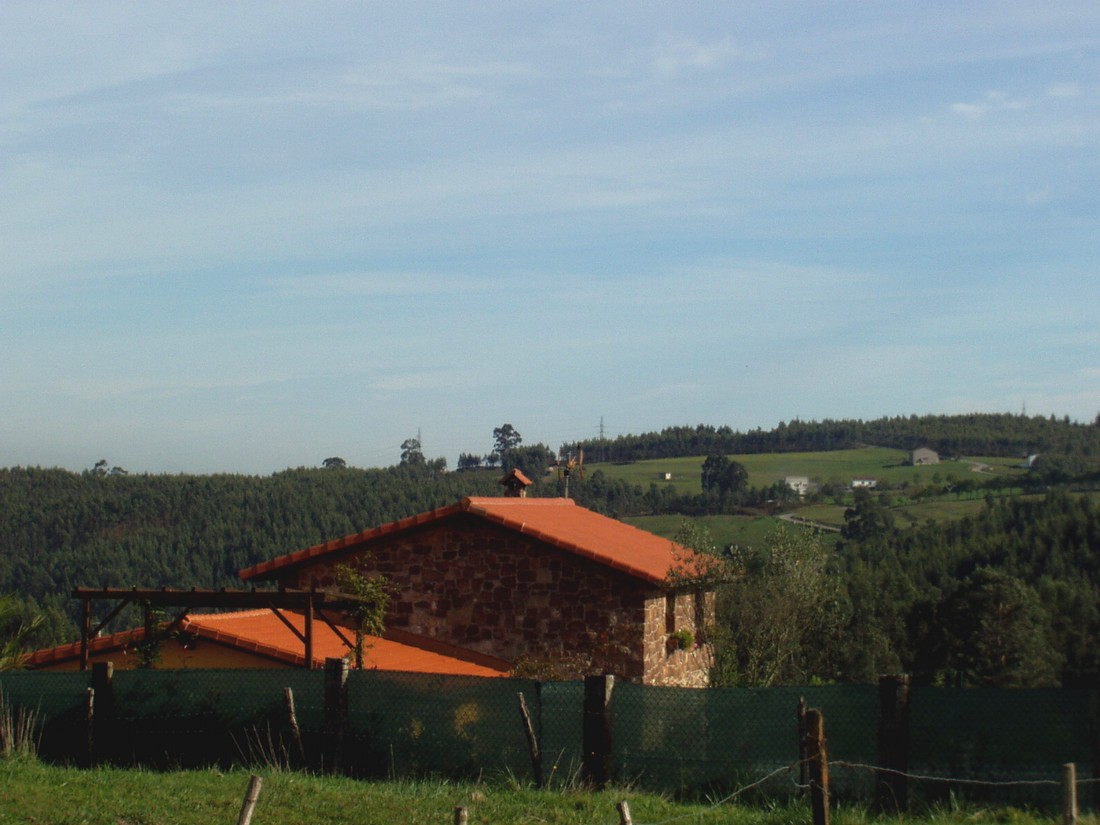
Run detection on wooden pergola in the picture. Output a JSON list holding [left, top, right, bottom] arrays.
[[72, 586, 362, 671]]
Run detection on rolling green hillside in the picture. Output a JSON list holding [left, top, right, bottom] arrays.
[[588, 448, 1027, 495]]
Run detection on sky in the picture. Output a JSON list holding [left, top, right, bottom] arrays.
[[2, 3, 1098, 475]]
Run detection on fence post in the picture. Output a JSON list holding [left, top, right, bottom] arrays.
[[804, 708, 830, 825], [875, 674, 911, 813], [454, 805, 468, 825], [798, 696, 808, 792], [582, 674, 614, 789], [285, 687, 305, 764], [517, 691, 543, 788], [617, 800, 633, 825], [323, 657, 349, 774], [1090, 692, 1100, 812], [236, 774, 263, 825], [1064, 763, 1078, 825], [90, 661, 114, 765]]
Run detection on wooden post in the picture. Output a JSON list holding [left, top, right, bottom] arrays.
[[1063, 763, 1078, 825], [875, 674, 911, 813], [797, 696, 809, 791], [582, 675, 614, 789], [90, 662, 114, 765], [236, 774, 263, 825], [305, 590, 315, 667], [617, 800, 633, 825], [285, 687, 305, 764], [84, 687, 95, 767], [80, 599, 92, 672], [454, 805, 468, 825], [804, 708, 830, 825], [323, 657, 349, 774], [1090, 692, 1100, 813], [517, 691, 544, 788]]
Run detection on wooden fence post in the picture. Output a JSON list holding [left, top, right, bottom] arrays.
[[804, 708, 830, 825], [90, 662, 114, 765], [236, 774, 263, 825], [1090, 692, 1100, 813], [323, 657, 349, 774], [797, 696, 809, 792], [454, 805, 468, 825], [617, 800, 633, 825], [517, 690, 543, 788], [1064, 763, 1078, 825], [875, 674, 911, 813], [84, 687, 95, 767], [284, 687, 305, 764], [582, 674, 615, 789]]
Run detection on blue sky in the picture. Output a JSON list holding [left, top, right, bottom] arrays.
[[2, 3, 1098, 474]]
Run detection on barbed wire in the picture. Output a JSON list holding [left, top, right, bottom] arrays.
[[598, 757, 1100, 825]]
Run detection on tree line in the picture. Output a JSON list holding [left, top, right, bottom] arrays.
[[568, 413, 1100, 472]]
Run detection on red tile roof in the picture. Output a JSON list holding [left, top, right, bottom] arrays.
[[25, 609, 510, 677], [239, 496, 702, 586]]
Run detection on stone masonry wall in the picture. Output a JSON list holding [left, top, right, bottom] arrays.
[[642, 589, 716, 687], [280, 515, 670, 682]]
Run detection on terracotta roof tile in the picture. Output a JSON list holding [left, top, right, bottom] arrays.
[[239, 496, 702, 586], [25, 609, 510, 677]]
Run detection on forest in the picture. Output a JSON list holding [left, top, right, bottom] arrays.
[[2, 412, 1099, 687]]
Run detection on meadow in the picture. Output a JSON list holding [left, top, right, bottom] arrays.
[[0, 758, 1084, 825], [591, 448, 1027, 496], [604, 449, 1033, 548]]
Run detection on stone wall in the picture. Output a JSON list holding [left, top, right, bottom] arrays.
[[279, 515, 649, 680], [641, 590, 715, 687]]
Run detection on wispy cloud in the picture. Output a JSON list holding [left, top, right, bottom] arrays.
[[950, 90, 1028, 118]]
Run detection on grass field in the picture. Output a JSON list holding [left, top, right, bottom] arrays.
[[590, 448, 1027, 496], [0, 758, 1080, 825], [590, 449, 1036, 549]]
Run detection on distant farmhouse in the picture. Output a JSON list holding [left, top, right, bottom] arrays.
[[851, 477, 877, 489], [910, 447, 939, 466]]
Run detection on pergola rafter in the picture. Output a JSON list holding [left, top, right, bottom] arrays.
[[72, 586, 361, 671]]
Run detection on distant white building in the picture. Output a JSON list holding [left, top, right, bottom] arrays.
[[785, 476, 810, 497], [851, 477, 877, 489]]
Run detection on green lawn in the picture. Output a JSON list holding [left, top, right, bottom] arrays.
[[0, 758, 1078, 825]]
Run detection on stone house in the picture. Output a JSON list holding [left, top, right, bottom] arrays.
[[910, 447, 940, 466], [239, 494, 716, 687]]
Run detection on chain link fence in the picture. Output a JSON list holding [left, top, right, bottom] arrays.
[[2, 669, 1096, 809]]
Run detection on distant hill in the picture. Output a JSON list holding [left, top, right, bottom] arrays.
[[569, 413, 1100, 468]]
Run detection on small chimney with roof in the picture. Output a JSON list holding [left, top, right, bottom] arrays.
[[499, 468, 533, 497]]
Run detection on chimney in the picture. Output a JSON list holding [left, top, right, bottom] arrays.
[[498, 468, 533, 498]]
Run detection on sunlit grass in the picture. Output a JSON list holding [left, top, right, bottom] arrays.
[[0, 759, 1084, 825]]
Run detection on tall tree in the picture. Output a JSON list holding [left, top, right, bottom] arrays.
[[400, 438, 425, 466], [492, 424, 522, 456]]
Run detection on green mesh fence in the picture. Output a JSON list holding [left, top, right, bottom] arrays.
[[908, 687, 1095, 809], [343, 671, 539, 779], [1, 669, 1097, 809], [608, 683, 878, 797]]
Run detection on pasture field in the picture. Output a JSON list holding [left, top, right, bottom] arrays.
[[624, 513, 783, 548], [589, 448, 1027, 496], [0, 759, 1077, 825]]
